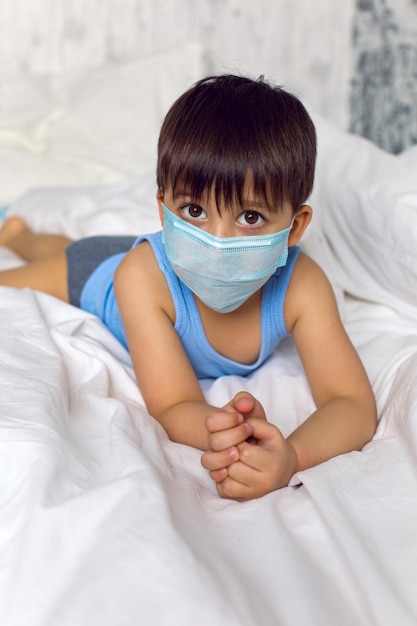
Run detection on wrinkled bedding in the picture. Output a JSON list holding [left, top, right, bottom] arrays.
[[1, 45, 417, 626]]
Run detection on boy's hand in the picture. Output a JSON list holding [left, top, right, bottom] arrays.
[[201, 392, 299, 500], [217, 418, 298, 500], [201, 392, 257, 482], [225, 391, 268, 423], [201, 392, 266, 482]]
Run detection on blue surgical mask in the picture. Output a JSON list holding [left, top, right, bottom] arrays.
[[161, 203, 293, 313]]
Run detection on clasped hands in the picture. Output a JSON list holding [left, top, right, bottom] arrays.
[[201, 391, 299, 500]]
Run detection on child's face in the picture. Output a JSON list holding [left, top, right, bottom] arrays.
[[159, 186, 294, 239]]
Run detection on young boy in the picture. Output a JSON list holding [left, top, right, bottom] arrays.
[[0, 75, 377, 500]]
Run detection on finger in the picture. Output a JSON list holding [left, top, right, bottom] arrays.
[[209, 468, 228, 483], [201, 446, 239, 471], [216, 476, 254, 501], [236, 441, 274, 472], [244, 417, 284, 447], [205, 410, 244, 433], [232, 391, 256, 413], [227, 457, 279, 496], [215, 471, 270, 501], [208, 421, 252, 451], [232, 392, 267, 421]]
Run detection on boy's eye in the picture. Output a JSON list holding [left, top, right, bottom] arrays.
[[180, 205, 207, 220], [237, 211, 265, 226]]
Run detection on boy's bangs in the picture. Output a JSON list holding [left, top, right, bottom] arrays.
[[162, 142, 284, 212]]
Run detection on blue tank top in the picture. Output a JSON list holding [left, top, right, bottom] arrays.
[[80, 231, 301, 379]]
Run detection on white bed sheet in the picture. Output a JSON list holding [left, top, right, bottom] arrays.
[[1, 48, 417, 625], [1, 172, 417, 626]]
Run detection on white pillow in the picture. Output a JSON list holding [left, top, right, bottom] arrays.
[[0, 41, 206, 205], [10, 172, 161, 240], [303, 111, 417, 311]]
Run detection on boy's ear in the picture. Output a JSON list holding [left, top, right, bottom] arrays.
[[288, 205, 313, 246], [156, 191, 164, 224]]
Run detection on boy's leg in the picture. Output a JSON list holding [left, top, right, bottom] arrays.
[[0, 216, 73, 261], [0, 254, 70, 302], [0, 217, 72, 302]]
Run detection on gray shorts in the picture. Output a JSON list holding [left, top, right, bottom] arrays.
[[66, 235, 136, 307]]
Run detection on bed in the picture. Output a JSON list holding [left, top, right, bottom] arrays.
[[1, 20, 417, 626]]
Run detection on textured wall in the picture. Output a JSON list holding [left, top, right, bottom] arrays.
[[0, 0, 415, 151], [0, 0, 355, 129], [350, 0, 417, 152]]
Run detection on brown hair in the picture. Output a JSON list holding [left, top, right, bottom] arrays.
[[157, 74, 316, 213]]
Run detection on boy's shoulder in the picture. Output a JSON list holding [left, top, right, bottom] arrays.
[[117, 236, 162, 282], [289, 249, 327, 282], [114, 234, 176, 321], [284, 251, 337, 330]]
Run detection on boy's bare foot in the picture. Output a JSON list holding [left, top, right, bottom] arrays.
[[0, 216, 30, 249]]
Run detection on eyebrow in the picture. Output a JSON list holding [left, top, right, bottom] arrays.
[[241, 200, 276, 215], [243, 199, 272, 209]]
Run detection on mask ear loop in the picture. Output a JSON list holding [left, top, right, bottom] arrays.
[[283, 216, 296, 240]]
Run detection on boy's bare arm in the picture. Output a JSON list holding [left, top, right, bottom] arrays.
[[284, 254, 377, 469], [114, 245, 251, 451]]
